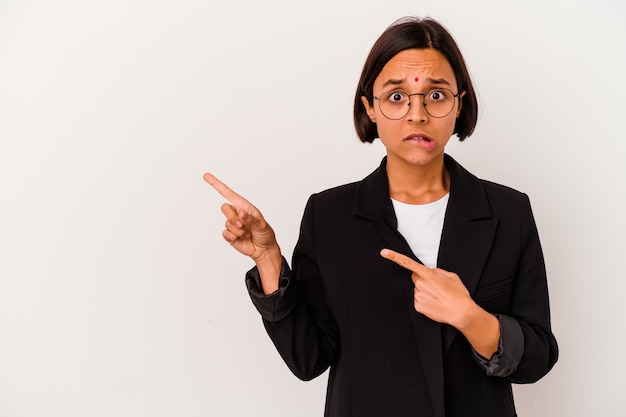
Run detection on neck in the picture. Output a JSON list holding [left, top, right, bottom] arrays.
[[386, 154, 449, 205]]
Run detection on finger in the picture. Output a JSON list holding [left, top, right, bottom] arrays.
[[433, 268, 456, 279], [222, 229, 241, 245], [203, 173, 250, 207], [380, 248, 430, 275], [219, 203, 250, 238], [222, 203, 264, 234], [221, 203, 242, 226], [224, 219, 249, 238]]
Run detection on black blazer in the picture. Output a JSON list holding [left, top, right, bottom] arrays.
[[247, 154, 558, 417]]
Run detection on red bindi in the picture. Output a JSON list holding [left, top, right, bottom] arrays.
[[414, 77, 419, 82]]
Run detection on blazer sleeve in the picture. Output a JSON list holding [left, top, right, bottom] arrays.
[[244, 194, 340, 381], [471, 314, 524, 377], [245, 258, 299, 322], [478, 193, 558, 383]]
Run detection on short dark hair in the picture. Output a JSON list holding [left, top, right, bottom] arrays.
[[354, 17, 478, 142]]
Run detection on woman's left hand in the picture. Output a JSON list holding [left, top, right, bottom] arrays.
[[380, 248, 473, 328], [380, 248, 500, 359]]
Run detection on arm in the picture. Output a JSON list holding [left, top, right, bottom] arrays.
[[501, 195, 558, 383], [204, 178, 339, 380], [258, 194, 339, 380], [474, 194, 558, 382]]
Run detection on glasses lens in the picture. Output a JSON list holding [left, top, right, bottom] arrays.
[[423, 88, 456, 118], [378, 89, 456, 119], [378, 91, 410, 120]]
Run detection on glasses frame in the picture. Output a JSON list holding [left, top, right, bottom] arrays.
[[373, 88, 461, 120]]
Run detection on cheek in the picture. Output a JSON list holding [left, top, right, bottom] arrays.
[[373, 120, 398, 140], [437, 116, 458, 136]]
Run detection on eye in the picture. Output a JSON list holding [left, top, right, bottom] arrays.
[[428, 89, 448, 101], [384, 91, 408, 104]]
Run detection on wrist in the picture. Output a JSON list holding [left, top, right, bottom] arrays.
[[452, 298, 482, 331], [454, 302, 501, 359], [254, 244, 282, 267], [254, 246, 282, 295]]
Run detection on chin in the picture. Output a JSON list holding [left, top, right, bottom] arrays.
[[405, 151, 443, 166]]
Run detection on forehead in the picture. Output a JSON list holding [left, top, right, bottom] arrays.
[[375, 48, 456, 87]]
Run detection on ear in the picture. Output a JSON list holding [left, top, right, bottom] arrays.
[[361, 96, 376, 123], [456, 91, 466, 118]]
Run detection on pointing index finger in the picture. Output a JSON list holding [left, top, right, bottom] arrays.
[[380, 248, 429, 274], [203, 173, 248, 206]]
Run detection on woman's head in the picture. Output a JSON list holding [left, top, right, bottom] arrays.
[[354, 17, 478, 143]]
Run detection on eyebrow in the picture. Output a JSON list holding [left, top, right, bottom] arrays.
[[381, 78, 406, 88], [380, 76, 452, 89], [427, 77, 452, 86]]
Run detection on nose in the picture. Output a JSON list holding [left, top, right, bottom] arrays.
[[406, 95, 428, 123]]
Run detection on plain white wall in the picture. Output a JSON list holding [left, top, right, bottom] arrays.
[[1, 0, 625, 416]]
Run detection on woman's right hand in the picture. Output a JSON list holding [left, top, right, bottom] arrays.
[[203, 173, 282, 294]]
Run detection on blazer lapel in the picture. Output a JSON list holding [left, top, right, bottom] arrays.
[[438, 154, 498, 356], [353, 158, 446, 417]]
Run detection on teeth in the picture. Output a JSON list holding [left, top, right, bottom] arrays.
[[405, 135, 430, 141]]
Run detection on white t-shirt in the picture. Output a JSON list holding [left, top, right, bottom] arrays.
[[391, 193, 450, 268]]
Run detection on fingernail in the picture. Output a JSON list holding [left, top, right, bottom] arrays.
[[380, 249, 388, 257]]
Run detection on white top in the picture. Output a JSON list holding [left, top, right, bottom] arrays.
[[391, 194, 450, 269]]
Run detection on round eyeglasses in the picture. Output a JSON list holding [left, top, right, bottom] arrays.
[[373, 88, 460, 120]]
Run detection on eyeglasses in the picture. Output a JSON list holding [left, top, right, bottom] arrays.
[[373, 88, 460, 120]]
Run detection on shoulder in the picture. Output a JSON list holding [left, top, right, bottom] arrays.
[[308, 160, 386, 208], [480, 179, 534, 223], [481, 179, 529, 202], [316, 181, 360, 199], [304, 181, 360, 214], [447, 153, 531, 207]]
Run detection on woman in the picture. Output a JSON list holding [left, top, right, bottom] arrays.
[[205, 17, 558, 417]]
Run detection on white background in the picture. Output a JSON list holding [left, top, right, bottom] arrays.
[[1, 0, 625, 416]]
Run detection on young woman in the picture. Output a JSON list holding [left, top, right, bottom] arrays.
[[205, 16, 558, 417]]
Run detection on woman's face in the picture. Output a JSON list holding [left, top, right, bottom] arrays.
[[361, 48, 464, 169]]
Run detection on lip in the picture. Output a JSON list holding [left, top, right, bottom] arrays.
[[402, 133, 435, 150]]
